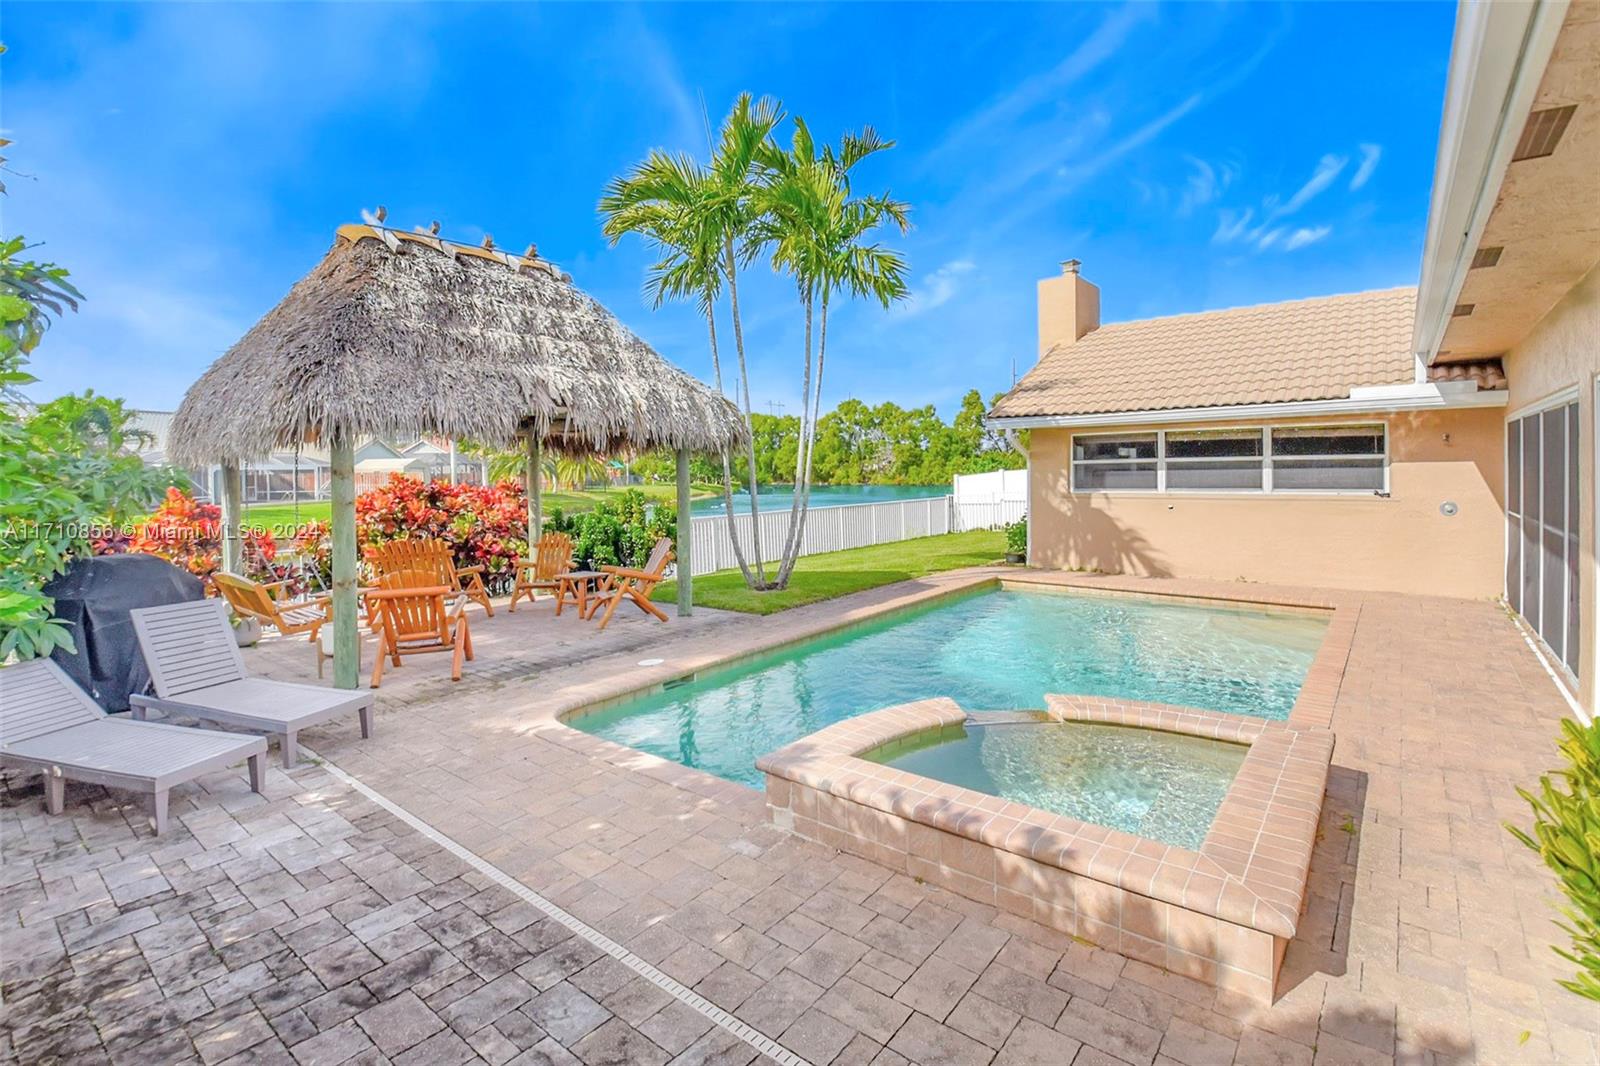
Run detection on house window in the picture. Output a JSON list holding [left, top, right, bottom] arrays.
[[1268, 426, 1385, 491], [1071, 433, 1157, 490], [1166, 429, 1264, 491], [1070, 424, 1387, 494]]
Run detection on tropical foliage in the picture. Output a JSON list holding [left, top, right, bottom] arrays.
[[754, 117, 910, 586], [631, 389, 1024, 487], [355, 474, 530, 577], [546, 488, 676, 572], [0, 235, 175, 658], [1507, 717, 1600, 1002], [602, 94, 910, 592], [600, 94, 782, 589], [98, 486, 277, 581], [1005, 517, 1028, 556]]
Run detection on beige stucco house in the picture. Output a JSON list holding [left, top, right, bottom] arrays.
[[990, 0, 1599, 711]]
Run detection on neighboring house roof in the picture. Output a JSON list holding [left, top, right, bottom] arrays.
[[354, 438, 403, 463], [990, 287, 1419, 419], [354, 456, 424, 474], [130, 409, 175, 455]]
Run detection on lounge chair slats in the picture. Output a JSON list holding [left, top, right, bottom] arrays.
[[0, 664, 106, 743], [130, 601, 375, 768], [132, 600, 248, 697], [0, 659, 266, 834]]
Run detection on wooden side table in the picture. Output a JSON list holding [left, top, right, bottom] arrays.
[[554, 571, 605, 617]]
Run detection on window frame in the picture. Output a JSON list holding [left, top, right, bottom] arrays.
[[1069, 423, 1389, 496]]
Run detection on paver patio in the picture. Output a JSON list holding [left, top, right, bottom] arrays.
[[4, 568, 1598, 1065]]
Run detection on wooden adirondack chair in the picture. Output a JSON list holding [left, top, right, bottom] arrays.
[[365, 539, 494, 616], [365, 570, 473, 688], [586, 537, 674, 631], [212, 571, 330, 642], [508, 533, 574, 611]]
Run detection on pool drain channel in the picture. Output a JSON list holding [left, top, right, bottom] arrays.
[[307, 749, 812, 1066]]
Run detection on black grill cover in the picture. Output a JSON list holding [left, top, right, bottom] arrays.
[[43, 554, 206, 712]]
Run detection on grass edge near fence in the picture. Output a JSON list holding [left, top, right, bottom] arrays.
[[651, 529, 1005, 615], [239, 482, 720, 533]]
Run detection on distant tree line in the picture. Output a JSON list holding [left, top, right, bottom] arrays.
[[631, 388, 1024, 487]]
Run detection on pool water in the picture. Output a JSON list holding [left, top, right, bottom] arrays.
[[570, 587, 1325, 788], [865, 719, 1247, 851]]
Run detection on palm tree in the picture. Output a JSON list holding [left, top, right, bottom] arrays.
[[759, 122, 910, 587], [554, 454, 606, 491], [464, 441, 557, 488], [599, 94, 784, 589]]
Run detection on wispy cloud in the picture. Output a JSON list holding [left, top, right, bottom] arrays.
[[1213, 208, 1253, 243], [1349, 143, 1382, 190], [1283, 225, 1332, 251], [1053, 94, 1204, 191], [1177, 155, 1237, 216], [1211, 149, 1355, 254], [1275, 153, 1347, 217], [895, 258, 976, 318], [929, 4, 1155, 161], [624, 13, 704, 152]]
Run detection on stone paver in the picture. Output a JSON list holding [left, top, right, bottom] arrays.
[[4, 571, 1600, 1065]]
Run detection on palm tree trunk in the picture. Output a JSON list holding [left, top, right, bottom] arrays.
[[704, 306, 755, 584], [774, 291, 813, 587], [724, 237, 768, 586], [779, 290, 828, 586]]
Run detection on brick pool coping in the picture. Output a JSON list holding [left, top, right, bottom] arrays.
[[754, 696, 1335, 1003]]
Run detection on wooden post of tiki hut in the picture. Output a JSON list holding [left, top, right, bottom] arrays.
[[167, 219, 744, 688]]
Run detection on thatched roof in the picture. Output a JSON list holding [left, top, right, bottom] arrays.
[[169, 224, 746, 464]]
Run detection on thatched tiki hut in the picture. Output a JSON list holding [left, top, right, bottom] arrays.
[[170, 222, 745, 688]]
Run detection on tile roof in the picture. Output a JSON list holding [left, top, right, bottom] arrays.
[[990, 286, 1419, 419], [1428, 358, 1507, 390]]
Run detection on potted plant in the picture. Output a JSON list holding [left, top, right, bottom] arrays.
[[229, 610, 261, 647], [1004, 516, 1027, 565]]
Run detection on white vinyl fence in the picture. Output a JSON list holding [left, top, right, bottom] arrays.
[[952, 469, 1028, 531], [687, 495, 955, 575]]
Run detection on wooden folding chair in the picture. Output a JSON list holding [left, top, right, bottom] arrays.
[[365, 570, 473, 688], [508, 532, 574, 611], [365, 539, 494, 616], [586, 537, 674, 632]]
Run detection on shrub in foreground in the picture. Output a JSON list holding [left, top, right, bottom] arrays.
[[1507, 717, 1600, 1002]]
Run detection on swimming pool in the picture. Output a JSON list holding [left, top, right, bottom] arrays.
[[570, 586, 1327, 788], [864, 717, 1248, 851]]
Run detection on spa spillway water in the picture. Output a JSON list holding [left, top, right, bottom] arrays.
[[864, 715, 1248, 851], [572, 587, 1326, 788]]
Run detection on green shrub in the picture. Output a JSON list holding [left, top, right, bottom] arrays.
[[564, 489, 675, 571], [1507, 717, 1600, 1002], [1005, 516, 1027, 556]]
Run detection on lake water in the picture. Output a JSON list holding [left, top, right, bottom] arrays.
[[689, 483, 946, 515]]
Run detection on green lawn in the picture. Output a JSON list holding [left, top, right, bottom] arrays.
[[652, 529, 1005, 615], [240, 482, 717, 532], [241, 502, 330, 532]]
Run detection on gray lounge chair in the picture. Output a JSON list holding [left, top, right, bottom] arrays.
[[0, 659, 267, 834], [129, 600, 375, 768]]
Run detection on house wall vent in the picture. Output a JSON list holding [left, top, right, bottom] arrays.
[[1471, 246, 1503, 269], [1513, 105, 1577, 161], [1452, 303, 1476, 317]]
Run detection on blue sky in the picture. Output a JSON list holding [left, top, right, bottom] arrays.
[[5, 2, 1456, 418]]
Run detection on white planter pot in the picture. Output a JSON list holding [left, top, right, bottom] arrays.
[[233, 617, 262, 647]]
